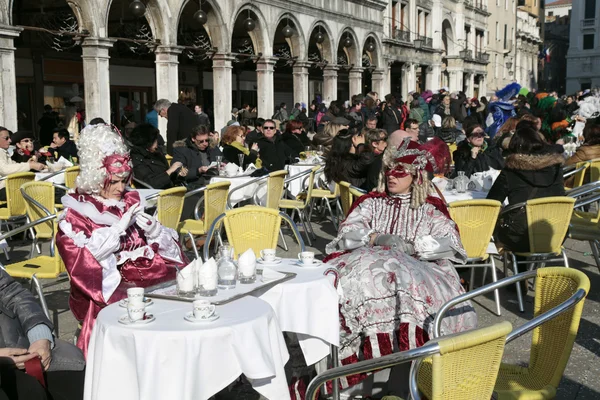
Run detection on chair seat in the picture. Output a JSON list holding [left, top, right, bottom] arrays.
[[570, 210, 598, 226], [494, 363, 557, 399], [178, 219, 206, 235], [568, 224, 599, 241], [311, 189, 337, 199], [280, 199, 305, 209], [6, 256, 60, 279]]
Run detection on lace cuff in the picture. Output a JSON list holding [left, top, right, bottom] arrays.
[[147, 226, 182, 264]]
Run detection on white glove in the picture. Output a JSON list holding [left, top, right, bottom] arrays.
[[113, 203, 141, 235], [135, 212, 161, 239]]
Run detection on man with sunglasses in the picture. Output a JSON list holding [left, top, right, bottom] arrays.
[[257, 119, 297, 171], [452, 124, 504, 178], [172, 125, 222, 189]]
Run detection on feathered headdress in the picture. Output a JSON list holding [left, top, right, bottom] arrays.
[[496, 82, 522, 102]]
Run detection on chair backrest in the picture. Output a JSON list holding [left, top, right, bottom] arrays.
[[419, 321, 512, 400], [203, 181, 231, 230], [498, 267, 589, 390], [526, 196, 575, 254], [448, 143, 458, 164], [448, 200, 502, 259], [21, 181, 55, 239], [64, 166, 80, 189], [589, 158, 600, 182], [156, 187, 187, 230], [222, 206, 281, 259], [298, 166, 321, 207], [265, 170, 288, 209], [165, 154, 173, 166], [571, 161, 589, 189], [338, 181, 353, 217], [5, 172, 35, 218], [348, 185, 365, 200]]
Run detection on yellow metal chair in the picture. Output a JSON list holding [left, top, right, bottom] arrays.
[[432, 267, 590, 400], [203, 205, 305, 260], [310, 180, 341, 230], [0, 172, 35, 225], [154, 187, 187, 230], [501, 196, 575, 312], [588, 157, 600, 182], [254, 171, 292, 251], [563, 161, 589, 190], [178, 181, 230, 259], [448, 199, 503, 315], [448, 143, 458, 164], [64, 166, 80, 189], [165, 154, 173, 166], [304, 322, 512, 400], [279, 166, 320, 246], [338, 181, 353, 217], [21, 181, 58, 258]]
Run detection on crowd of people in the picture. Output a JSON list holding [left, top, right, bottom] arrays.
[[0, 81, 598, 399]]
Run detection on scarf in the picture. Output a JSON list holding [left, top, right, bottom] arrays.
[[230, 141, 262, 168]]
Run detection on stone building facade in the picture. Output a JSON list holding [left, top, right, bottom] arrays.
[[0, 0, 536, 138], [566, 0, 600, 93]]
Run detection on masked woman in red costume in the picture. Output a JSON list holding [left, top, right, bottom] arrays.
[[322, 137, 477, 397], [56, 124, 186, 357]]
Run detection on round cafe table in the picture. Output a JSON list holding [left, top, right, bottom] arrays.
[[84, 296, 291, 400], [439, 189, 489, 204]]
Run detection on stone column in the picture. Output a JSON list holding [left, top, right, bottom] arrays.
[[431, 0, 443, 50], [349, 67, 364, 97], [479, 74, 487, 98], [465, 72, 475, 97], [81, 37, 114, 126], [256, 57, 276, 119], [0, 25, 22, 132], [448, 70, 461, 92], [155, 46, 182, 142], [323, 65, 338, 105], [212, 54, 234, 132], [292, 61, 310, 108], [426, 64, 442, 91], [407, 63, 417, 93], [401, 65, 409, 101], [371, 68, 387, 97]]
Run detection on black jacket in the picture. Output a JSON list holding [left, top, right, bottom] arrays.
[[53, 139, 78, 161], [487, 147, 565, 252], [453, 139, 504, 177], [196, 112, 210, 129], [222, 144, 260, 169], [437, 127, 463, 144], [172, 138, 223, 188], [245, 129, 263, 148], [364, 153, 382, 192], [281, 131, 312, 155], [257, 135, 297, 171], [167, 104, 200, 154], [131, 146, 182, 189], [380, 104, 402, 134], [325, 152, 374, 189], [0, 269, 53, 349]]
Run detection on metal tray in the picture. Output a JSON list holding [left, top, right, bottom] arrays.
[[144, 271, 297, 305]]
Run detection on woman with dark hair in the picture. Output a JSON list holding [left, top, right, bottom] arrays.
[[129, 123, 187, 189], [453, 124, 504, 177], [565, 122, 600, 166], [221, 125, 261, 169], [323, 129, 374, 188], [281, 120, 312, 155], [487, 121, 565, 252]]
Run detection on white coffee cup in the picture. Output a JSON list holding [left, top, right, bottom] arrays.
[[127, 287, 145, 305], [193, 300, 216, 319], [260, 249, 276, 262], [298, 251, 315, 265], [127, 302, 146, 322]]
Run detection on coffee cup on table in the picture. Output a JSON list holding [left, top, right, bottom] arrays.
[[127, 287, 145, 305], [260, 249, 276, 262], [298, 251, 315, 265], [193, 300, 216, 319], [127, 302, 146, 322]]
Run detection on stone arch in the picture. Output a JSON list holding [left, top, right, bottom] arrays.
[[175, 0, 228, 51], [442, 18, 455, 56], [231, 3, 271, 56], [272, 12, 307, 61], [104, 0, 170, 43], [338, 27, 360, 66], [362, 32, 383, 67], [8, 0, 97, 35], [307, 20, 335, 63]]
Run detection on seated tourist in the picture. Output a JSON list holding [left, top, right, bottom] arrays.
[[487, 121, 565, 253], [172, 125, 223, 190], [324, 137, 476, 396], [453, 124, 504, 177], [281, 120, 312, 155], [10, 131, 53, 165], [363, 128, 388, 192], [312, 118, 349, 156], [56, 124, 186, 357], [566, 121, 600, 167], [0, 269, 85, 400], [49, 128, 78, 161], [437, 116, 465, 144], [256, 119, 297, 171], [222, 125, 262, 169], [324, 129, 374, 188]]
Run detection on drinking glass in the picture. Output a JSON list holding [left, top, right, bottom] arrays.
[[216, 155, 224, 176], [176, 270, 195, 298], [317, 145, 324, 156], [238, 154, 245, 169]]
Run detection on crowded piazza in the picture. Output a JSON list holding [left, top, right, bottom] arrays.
[[0, 0, 597, 399]]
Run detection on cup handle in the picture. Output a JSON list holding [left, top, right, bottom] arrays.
[[260, 250, 264, 258], [208, 305, 216, 314], [297, 254, 302, 260]]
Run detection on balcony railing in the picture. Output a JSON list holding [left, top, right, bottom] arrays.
[[394, 29, 411, 43], [418, 35, 433, 48], [582, 18, 596, 28], [475, 52, 490, 62]]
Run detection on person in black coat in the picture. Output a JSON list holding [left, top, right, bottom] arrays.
[[194, 105, 211, 129], [256, 119, 297, 171], [380, 94, 403, 134], [172, 125, 223, 189], [453, 124, 504, 177], [129, 124, 187, 189], [221, 125, 261, 169], [324, 129, 374, 189], [281, 120, 312, 155], [487, 122, 565, 253], [49, 128, 78, 161], [245, 118, 265, 148], [154, 99, 200, 154]]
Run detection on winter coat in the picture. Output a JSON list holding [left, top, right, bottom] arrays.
[[409, 107, 425, 124], [450, 95, 467, 122], [172, 137, 223, 188], [452, 139, 505, 177], [196, 112, 211, 129], [380, 103, 403, 134], [52, 139, 78, 161], [364, 153, 383, 192], [257, 135, 297, 171], [419, 122, 437, 143], [326, 152, 374, 189], [312, 132, 334, 156], [437, 128, 464, 144], [166, 103, 200, 154], [487, 147, 565, 252], [130, 146, 182, 189], [418, 97, 431, 122], [222, 142, 261, 169], [565, 144, 600, 166], [239, 109, 257, 126], [281, 131, 312, 155]]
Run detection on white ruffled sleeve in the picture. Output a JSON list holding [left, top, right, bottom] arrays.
[[146, 225, 183, 264], [325, 198, 377, 254]]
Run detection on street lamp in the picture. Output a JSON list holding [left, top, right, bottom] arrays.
[[481, 53, 490, 62], [130, 0, 146, 17], [506, 61, 512, 69]]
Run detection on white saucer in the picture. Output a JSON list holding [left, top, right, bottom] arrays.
[[119, 298, 154, 308], [118, 314, 155, 325], [257, 257, 282, 265], [184, 311, 220, 323], [295, 260, 323, 268]]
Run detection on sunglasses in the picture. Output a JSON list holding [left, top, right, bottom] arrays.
[[196, 139, 209, 143], [21, 139, 32, 143], [0, 136, 9, 141], [263, 126, 276, 130], [470, 131, 485, 138]]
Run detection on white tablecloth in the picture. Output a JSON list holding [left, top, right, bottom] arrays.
[[211, 176, 259, 206], [257, 259, 339, 365], [84, 296, 290, 400], [35, 171, 65, 184], [286, 164, 320, 197], [440, 189, 489, 204]]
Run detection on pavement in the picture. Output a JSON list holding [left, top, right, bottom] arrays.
[[11, 211, 600, 399]]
